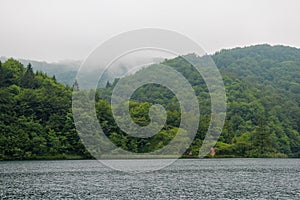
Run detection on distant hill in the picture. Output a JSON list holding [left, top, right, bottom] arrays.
[[0, 56, 165, 88], [0, 57, 79, 86]]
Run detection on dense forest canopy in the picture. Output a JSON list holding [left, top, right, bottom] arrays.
[[0, 59, 90, 160], [1, 44, 300, 160]]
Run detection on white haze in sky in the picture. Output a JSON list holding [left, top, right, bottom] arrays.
[[1, 0, 300, 62]]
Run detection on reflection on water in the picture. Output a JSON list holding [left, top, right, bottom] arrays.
[[1, 159, 300, 199]]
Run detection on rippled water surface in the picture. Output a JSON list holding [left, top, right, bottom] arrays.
[[1, 159, 300, 199]]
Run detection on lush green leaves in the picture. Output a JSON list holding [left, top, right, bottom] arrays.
[[1, 44, 300, 159], [0, 59, 89, 160]]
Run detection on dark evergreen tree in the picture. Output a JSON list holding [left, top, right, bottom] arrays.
[[21, 63, 35, 88], [72, 79, 80, 91]]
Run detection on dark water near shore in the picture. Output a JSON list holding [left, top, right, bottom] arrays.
[[1, 159, 300, 199]]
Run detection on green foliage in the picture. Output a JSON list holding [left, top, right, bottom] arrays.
[[92, 45, 300, 158], [21, 63, 35, 88], [0, 59, 89, 160], [1, 44, 300, 159]]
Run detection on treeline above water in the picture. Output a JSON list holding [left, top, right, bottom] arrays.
[[1, 44, 300, 160]]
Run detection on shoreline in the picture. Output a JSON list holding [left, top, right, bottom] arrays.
[[0, 155, 294, 161]]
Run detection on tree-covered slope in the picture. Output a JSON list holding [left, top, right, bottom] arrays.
[[1, 44, 300, 160], [0, 59, 90, 160], [97, 44, 300, 158], [211, 45, 300, 157]]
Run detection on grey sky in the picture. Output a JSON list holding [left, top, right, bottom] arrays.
[[1, 0, 300, 62]]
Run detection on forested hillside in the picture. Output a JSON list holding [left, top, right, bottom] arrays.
[[0, 59, 90, 160], [212, 45, 300, 157], [1, 44, 300, 160]]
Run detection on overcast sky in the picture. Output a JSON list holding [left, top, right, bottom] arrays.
[[1, 0, 300, 62]]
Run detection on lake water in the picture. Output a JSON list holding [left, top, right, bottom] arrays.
[[1, 159, 300, 199]]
